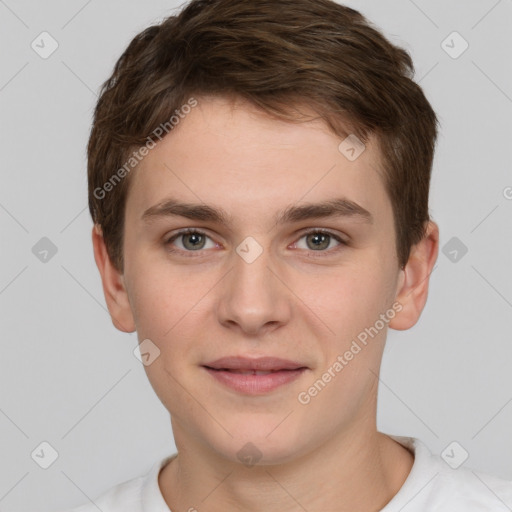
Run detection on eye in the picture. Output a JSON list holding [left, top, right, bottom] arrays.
[[294, 230, 346, 252], [165, 229, 217, 252], [164, 228, 346, 256]]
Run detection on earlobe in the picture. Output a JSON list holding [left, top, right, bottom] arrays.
[[91, 224, 136, 333], [388, 221, 439, 331]]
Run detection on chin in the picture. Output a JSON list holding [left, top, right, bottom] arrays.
[[207, 419, 305, 467]]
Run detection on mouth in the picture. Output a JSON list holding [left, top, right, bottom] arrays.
[[203, 355, 307, 372], [202, 356, 309, 394], [206, 368, 296, 375]]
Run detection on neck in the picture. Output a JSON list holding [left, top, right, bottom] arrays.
[[158, 423, 414, 512]]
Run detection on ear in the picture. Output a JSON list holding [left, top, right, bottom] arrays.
[[389, 221, 439, 330], [92, 224, 136, 333]]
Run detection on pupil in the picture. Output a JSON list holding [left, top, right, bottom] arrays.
[[308, 233, 329, 250], [184, 233, 205, 250]]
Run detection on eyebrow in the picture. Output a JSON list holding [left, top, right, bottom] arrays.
[[141, 197, 373, 225]]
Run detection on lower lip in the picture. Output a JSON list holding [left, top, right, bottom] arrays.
[[203, 367, 307, 394]]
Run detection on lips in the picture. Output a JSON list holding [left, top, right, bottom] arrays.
[[215, 369, 282, 375], [203, 356, 307, 372], [202, 356, 308, 394]]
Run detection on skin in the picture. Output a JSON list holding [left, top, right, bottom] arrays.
[[92, 95, 439, 511]]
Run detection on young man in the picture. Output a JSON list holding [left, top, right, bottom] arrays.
[[66, 0, 512, 510]]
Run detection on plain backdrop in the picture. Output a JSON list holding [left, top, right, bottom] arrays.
[[0, 0, 511, 510]]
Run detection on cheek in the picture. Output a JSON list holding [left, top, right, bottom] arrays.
[[125, 250, 210, 336], [297, 259, 394, 340], [293, 262, 394, 419], [127, 266, 205, 412]]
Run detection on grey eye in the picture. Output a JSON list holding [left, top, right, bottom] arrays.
[[305, 232, 332, 250], [181, 232, 207, 250]]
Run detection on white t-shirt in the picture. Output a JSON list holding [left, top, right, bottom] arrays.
[[61, 435, 512, 511]]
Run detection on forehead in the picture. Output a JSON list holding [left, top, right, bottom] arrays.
[[126, 95, 391, 228]]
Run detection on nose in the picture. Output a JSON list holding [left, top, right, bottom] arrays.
[[215, 242, 292, 337]]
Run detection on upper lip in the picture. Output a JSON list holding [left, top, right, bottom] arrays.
[[203, 356, 307, 371]]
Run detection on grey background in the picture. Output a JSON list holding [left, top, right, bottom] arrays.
[[0, 0, 511, 510]]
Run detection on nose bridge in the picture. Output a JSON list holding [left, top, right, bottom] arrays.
[[216, 237, 290, 334]]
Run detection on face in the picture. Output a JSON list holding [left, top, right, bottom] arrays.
[[97, 95, 434, 465]]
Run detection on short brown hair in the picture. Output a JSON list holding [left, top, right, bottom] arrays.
[[88, 0, 439, 272]]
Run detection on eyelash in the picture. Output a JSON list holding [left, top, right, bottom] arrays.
[[164, 228, 347, 257]]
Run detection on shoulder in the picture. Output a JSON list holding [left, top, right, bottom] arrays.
[[57, 454, 176, 512], [431, 463, 512, 510], [58, 475, 146, 512], [384, 435, 512, 511]]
